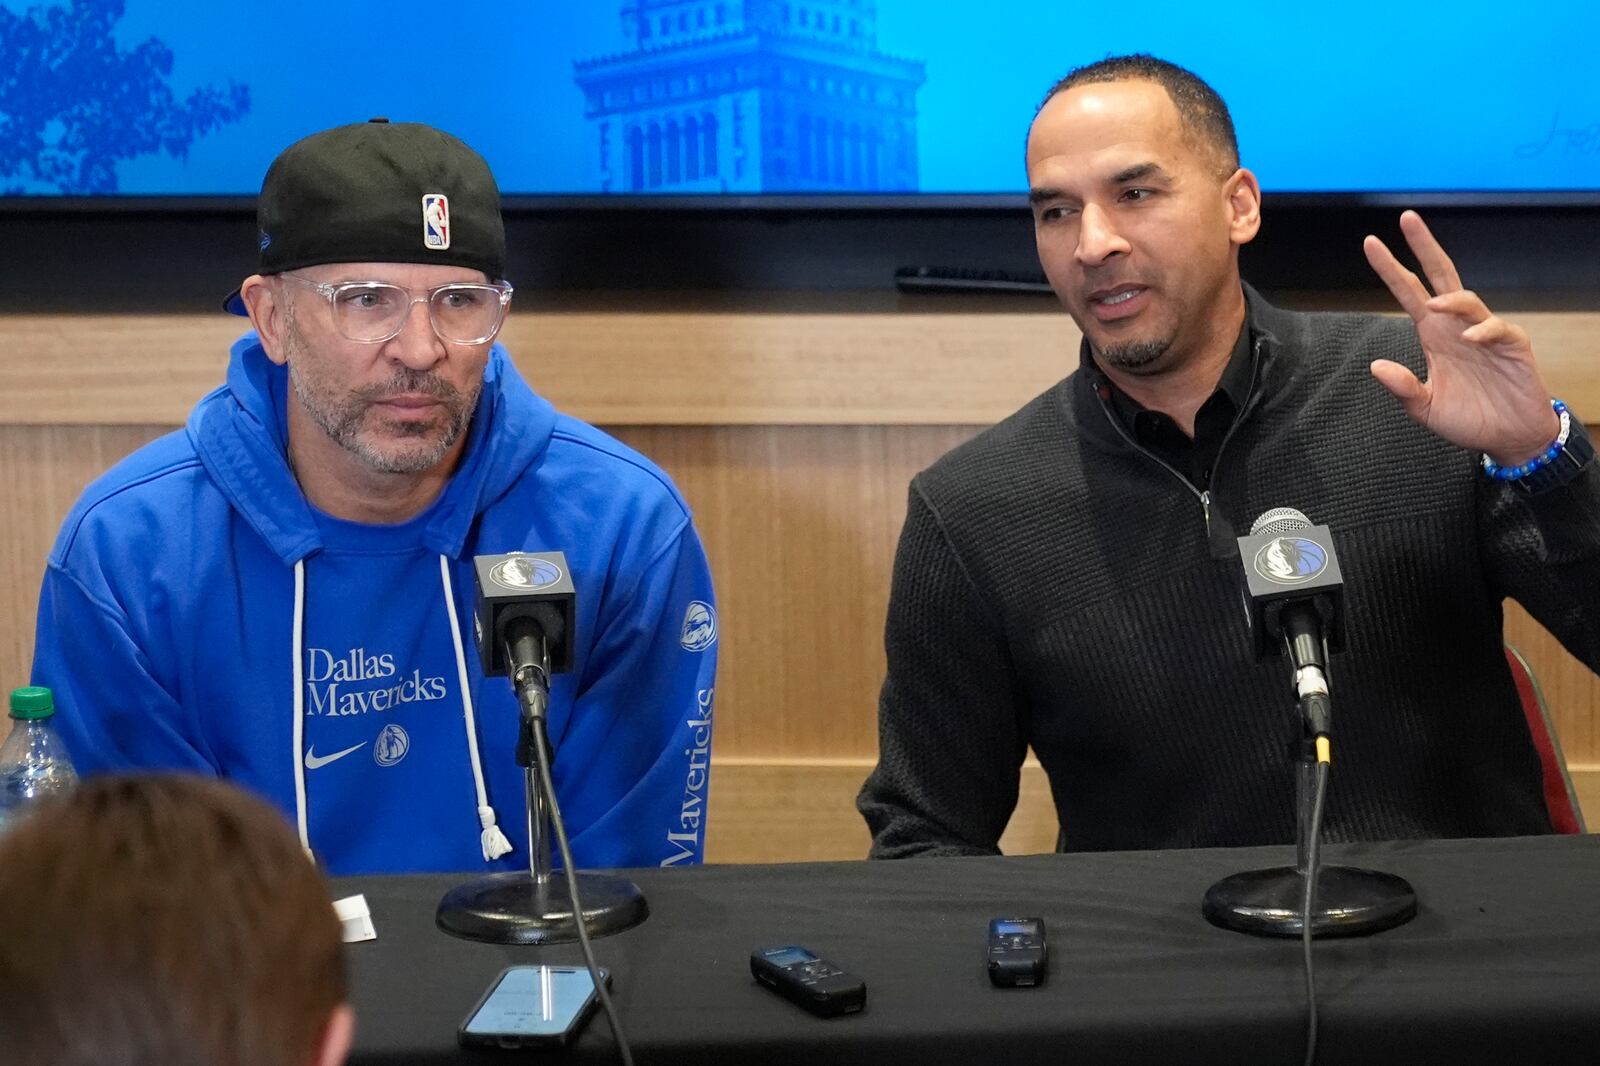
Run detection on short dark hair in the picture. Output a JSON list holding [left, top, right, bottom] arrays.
[[0, 774, 347, 1066], [1039, 54, 1240, 175]]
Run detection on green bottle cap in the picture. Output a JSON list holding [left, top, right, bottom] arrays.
[[9, 686, 56, 720]]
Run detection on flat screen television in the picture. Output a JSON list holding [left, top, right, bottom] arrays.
[[4, 0, 1597, 306], [4, 0, 1596, 207]]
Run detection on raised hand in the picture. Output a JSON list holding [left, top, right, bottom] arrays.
[[1364, 210, 1559, 466]]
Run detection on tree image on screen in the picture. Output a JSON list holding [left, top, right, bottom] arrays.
[[0, 0, 250, 194]]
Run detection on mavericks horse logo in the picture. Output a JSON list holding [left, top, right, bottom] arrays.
[[680, 601, 718, 652], [373, 724, 411, 767], [1252, 537, 1328, 585], [489, 555, 563, 592]]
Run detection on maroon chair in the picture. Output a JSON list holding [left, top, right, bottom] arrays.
[[1505, 644, 1586, 834]]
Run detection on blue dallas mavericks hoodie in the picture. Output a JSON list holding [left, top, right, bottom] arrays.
[[33, 335, 717, 875]]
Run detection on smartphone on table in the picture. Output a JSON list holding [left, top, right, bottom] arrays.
[[458, 964, 610, 1049]]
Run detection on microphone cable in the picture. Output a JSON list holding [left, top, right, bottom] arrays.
[[533, 720, 635, 1066], [1301, 738, 1330, 1066], [1296, 629, 1334, 1066]]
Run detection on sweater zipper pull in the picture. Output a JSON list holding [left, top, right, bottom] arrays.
[[1201, 489, 1239, 559]]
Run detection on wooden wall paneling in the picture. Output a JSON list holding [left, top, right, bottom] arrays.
[[702, 759, 1060, 864], [1504, 603, 1600, 769], [4, 308, 1596, 426], [0, 425, 169, 686], [1575, 771, 1600, 829], [0, 317, 236, 424], [611, 425, 980, 758]]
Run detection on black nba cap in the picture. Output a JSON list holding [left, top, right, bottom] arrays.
[[223, 119, 505, 314]]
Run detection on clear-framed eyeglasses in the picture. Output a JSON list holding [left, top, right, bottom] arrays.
[[278, 274, 514, 345]]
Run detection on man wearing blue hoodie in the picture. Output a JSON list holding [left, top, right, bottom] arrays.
[[31, 120, 719, 876]]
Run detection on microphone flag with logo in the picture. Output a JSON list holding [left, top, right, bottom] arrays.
[[472, 552, 575, 678], [442, 550, 653, 956], [1237, 507, 1344, 662]]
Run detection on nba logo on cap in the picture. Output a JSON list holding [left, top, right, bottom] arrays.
[[421, 193, 450, 250]]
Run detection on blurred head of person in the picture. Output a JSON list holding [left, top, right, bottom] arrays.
[[0, 774, 352, 1066]]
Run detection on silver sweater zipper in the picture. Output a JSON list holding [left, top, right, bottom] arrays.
[[1089, 336, 1265, 549]]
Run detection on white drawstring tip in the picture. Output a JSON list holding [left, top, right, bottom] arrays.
[[478, 804, 514, 861]]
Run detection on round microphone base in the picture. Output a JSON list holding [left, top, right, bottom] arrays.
[[1202, 864, 1417, 938], [436, 871, 649, 945]]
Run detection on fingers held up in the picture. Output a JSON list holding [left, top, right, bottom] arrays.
[[1369, 358, 1428, 416]]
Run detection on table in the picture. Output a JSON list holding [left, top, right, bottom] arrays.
[[341, 835, 1600, 1064]]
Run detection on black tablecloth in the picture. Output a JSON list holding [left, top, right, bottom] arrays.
[[339, 835, 1600, 1064]]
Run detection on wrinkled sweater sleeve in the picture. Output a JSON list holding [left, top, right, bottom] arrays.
[[857, 482, 1028, 858], [1480, 419, 1600, 670]]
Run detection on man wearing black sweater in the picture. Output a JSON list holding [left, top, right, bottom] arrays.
[[858, 55, 1600, 858]]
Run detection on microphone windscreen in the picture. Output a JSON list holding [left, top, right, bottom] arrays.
[[1250, 506, 1313, 537]]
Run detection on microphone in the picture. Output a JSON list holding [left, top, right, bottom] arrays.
[[1208, 507, 1416, 953], [472, 552, 575, 724], [1236, 508, 1344, 737], [440, 548, 651, 960]]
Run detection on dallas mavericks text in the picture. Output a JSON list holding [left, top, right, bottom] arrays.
[[661, 687, 714, 866], [305, 647, 448, 716]]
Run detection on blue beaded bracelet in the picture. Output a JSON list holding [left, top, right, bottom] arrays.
[[1481, 399, 1571, 481]]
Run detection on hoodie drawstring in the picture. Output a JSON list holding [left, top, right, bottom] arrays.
[[291, 559, 310, 852], [439, 555, 515, 861]]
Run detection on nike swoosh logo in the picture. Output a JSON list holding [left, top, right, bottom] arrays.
[[304, 741, 366, 770]]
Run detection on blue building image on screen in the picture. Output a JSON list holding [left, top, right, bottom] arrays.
[[574, 0, 925, 194]]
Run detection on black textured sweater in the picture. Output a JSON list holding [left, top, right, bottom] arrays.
[[860, 289, 1600, 857]]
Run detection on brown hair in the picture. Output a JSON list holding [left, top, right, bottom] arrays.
[[0, 774, 347, 1066]]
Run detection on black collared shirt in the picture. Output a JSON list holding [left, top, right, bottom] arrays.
[[1095, 324, 1254, 490]]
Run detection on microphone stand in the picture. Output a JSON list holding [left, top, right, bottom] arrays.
[[436, 638, 649, 945], [1203, 615, 1417, 938]]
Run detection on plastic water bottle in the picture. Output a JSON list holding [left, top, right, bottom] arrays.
[[0, 686, 78, 833]]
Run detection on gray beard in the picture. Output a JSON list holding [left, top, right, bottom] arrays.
[[291, 369, 471, 474], [282, 309, 478, 475], [1096, 339, 1170, 374]]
